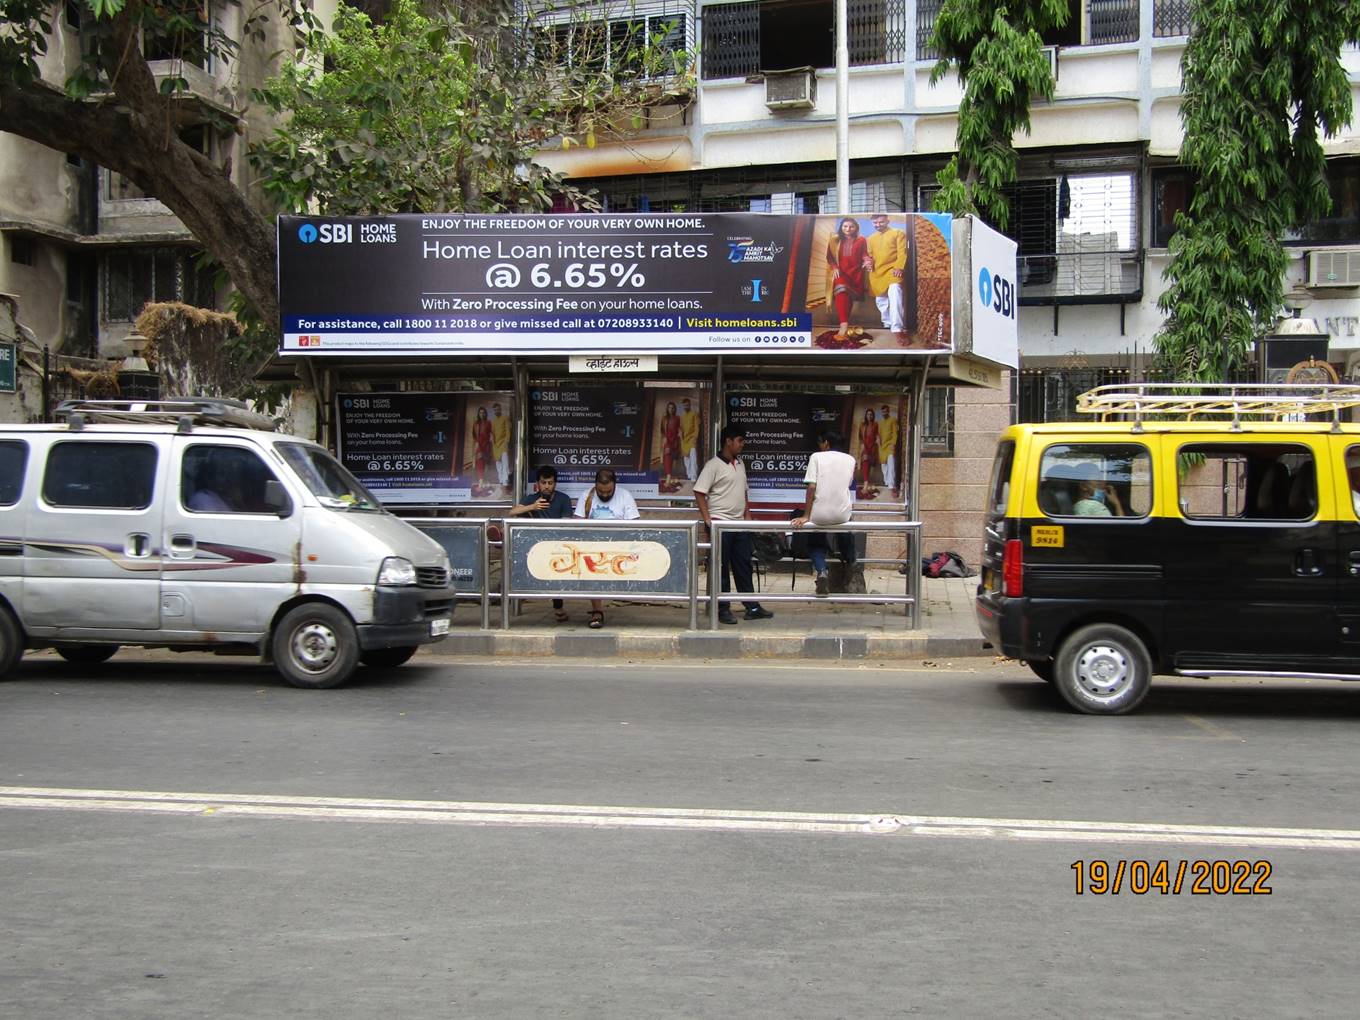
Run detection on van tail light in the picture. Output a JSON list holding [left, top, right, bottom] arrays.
[[1002, 539, 1023, 597]]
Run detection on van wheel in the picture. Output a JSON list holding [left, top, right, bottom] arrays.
[[0, 607, 23, 679], [55, 644, 118, 665], [1053, 624, 1151, 715], [360, 646, 417, 669], [271, 604, 359, 690], [1026, 660, 1055, 684]]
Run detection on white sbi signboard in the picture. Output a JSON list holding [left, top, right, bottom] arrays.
[[952, 216, 1019, 370]]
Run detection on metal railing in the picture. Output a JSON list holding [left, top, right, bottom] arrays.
[[708, 519, 923, 630], [407, 515, 924, 632]]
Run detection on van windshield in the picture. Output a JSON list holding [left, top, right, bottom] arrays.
[[276, 443, 383, 511]]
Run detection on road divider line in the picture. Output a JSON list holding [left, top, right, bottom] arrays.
[[2, 786, 1358, 850]]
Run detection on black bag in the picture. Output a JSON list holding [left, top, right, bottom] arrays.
[[751, 531, 789, 565]]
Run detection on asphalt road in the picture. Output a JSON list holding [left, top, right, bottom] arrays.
[[3, 654, 1359, 1018]]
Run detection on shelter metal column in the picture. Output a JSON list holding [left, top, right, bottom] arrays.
[[906, 359, 929, 628]]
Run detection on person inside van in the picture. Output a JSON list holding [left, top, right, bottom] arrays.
[[1073, 463, 1123, 517], [187, 462, 243, 513]]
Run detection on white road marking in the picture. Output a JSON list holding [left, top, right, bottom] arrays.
[[2, 786, 1358, 850]]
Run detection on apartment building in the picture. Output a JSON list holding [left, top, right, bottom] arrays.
[[0, 1, 336, 363], [534, 0, 1360, 554]]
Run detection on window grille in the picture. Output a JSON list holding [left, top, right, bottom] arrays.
[[915, 0, 943, 60], [922, 386, 953, 453], [702, 0, 904, 79], [1152, 0, 1192, 37], [849, 0, 907, 66], [921, 170, 1140, 302], [1087, 0, 1138, 44], [702, 2, 760, 78], [103, 249, 215, 322]]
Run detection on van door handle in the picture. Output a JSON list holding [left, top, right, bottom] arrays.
[[1295, 548, 1324, 577], [168, 533, 197, 558], [125, 533, 152, 558], [1348, 550, 1360, 577]]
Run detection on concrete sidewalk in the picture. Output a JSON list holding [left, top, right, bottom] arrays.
[[431, 570, 987, 661]]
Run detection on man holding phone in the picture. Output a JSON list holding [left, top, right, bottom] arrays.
[[510, 465, 575, 621]]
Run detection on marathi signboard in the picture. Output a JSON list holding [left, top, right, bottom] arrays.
[[727, 391, 908, 505], [278, 213, 954, 356], [506, 524, 693, 597], [336, 391, 516, 504], [529, 383, 706, 500]]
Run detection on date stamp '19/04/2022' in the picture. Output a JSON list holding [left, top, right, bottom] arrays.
[[1072, 859, 1273, 895]]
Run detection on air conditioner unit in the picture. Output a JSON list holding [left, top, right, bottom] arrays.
[[1307, 249, 1360, 288], [1043, 46, 1058, 81], [764, 67, 816, 111]]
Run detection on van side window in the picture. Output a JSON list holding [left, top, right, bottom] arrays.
[[182, 445, 281, 514], [1037, 444, 1152, 519], [1178, 444, 1316, 521], [0, 441, 29, 506], [43, 442, 157, 509]]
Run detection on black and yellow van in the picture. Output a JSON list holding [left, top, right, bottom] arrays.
[[976, 384, 1360, 714]]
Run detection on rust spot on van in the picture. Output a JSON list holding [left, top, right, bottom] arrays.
[[292, 540, 306, 587]]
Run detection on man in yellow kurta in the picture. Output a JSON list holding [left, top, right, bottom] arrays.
[[680, 396, 701, 479], [867, 214, 908, 338], [491, 402, 511, 488], [878, 403, 900, 498]]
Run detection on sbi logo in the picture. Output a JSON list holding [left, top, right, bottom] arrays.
[[977, 267, 1016, 320], [297, 223, 352, 244]]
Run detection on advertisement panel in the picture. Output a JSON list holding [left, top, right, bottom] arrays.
[[336, 391, 515, 504], [528, 383, 706, 499], [278, 213, 953, 356], [0, 343, 15, 392], [507, 525, 693, 597], [727, 391, 908, 505]]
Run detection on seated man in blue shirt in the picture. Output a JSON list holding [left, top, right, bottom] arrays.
[[509, 465, 575, 621]]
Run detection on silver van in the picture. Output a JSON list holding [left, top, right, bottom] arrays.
[[0, 399, 454, 688]]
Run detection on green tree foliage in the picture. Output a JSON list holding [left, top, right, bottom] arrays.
[[926, 0, 1068, 229], [250, 0, 694, 216], [0, 0, 692, 333], [1155, 0, 1360, 381]]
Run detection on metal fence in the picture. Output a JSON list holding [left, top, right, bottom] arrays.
[[709, 519, 923, 629], [407, 516, 923, 631]]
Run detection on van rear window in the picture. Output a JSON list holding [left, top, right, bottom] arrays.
[[43, 442, 157, 510], [0, 441, 28, 506], [1038, 444, 1152, 519], [986, 441, 1015, 514]]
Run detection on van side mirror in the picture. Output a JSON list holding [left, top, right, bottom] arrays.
[[264, 479, 293, 518]]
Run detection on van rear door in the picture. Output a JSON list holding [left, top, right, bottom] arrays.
[[23, 438, 165, 631]]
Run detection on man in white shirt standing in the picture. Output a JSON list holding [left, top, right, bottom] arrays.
[[693, 425, 773, 625], [573, 468, 640, 628], [792, 430, 858, 596]]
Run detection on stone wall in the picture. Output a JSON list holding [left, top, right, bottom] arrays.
[[918, 377, 1013, 568]]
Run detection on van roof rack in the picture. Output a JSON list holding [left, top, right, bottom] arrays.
[[54, 398, 277, 433], [1076, 382, 1360, 430]]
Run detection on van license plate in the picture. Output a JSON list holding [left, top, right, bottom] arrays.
[[430, 618, 450, 637]]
